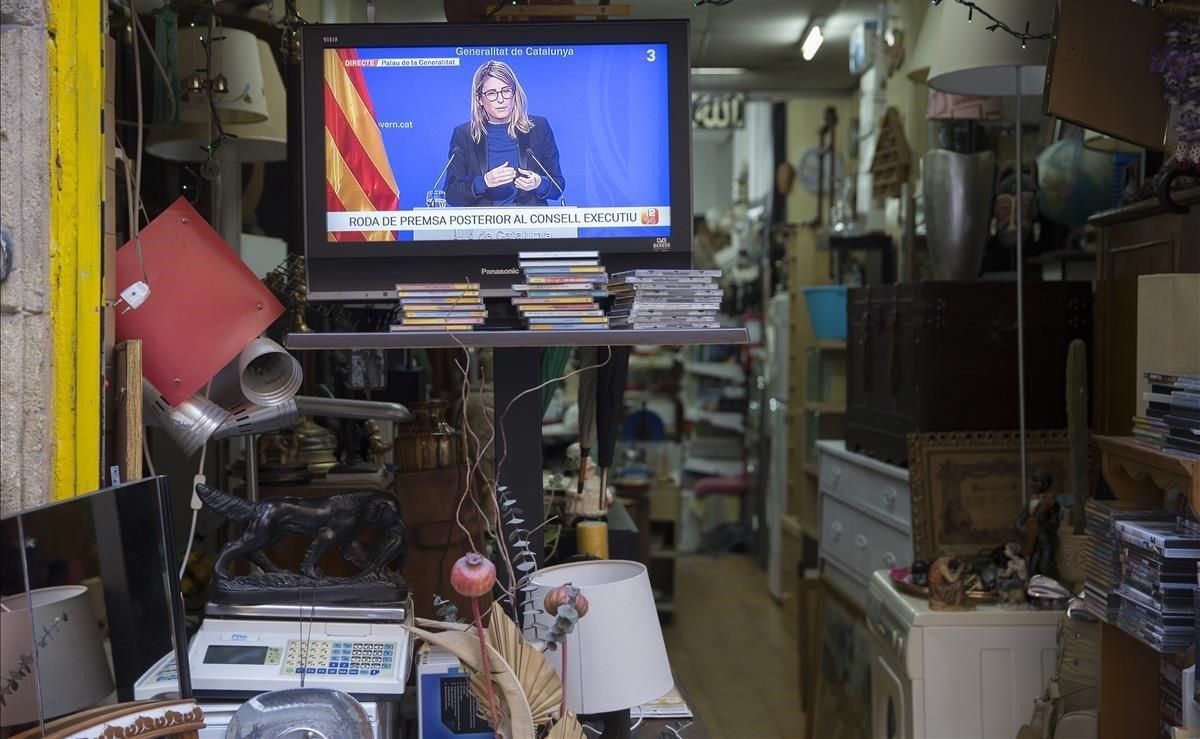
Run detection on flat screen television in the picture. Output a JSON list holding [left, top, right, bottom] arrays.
[[300, 20, 693, 299]]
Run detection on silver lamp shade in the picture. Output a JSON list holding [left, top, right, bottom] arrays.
[[238, 336, 303, 407], [143, 378, 230, 456], [212, 398, 301, 440], [922, 149, 995, 279]]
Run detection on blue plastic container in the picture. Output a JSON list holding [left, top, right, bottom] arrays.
[[801, 285, 848, 340]]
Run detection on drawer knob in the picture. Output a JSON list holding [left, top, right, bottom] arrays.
[[883, 551, 897, 568], [831, 521, 843, 540], [883, 488, 897, 510], [855, 534, 868, 550], [830, 465, 842, 488]]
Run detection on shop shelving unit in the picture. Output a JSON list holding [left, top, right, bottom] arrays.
[[286, 328, 749, 576]]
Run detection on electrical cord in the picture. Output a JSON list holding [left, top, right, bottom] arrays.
[[177, 380, 212, 581]]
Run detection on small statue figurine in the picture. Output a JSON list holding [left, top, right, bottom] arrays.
[[1015, 470, 1061, 580], [997, 542, 1029, 604], [928, 548, 974, 611], [197, 484, 407, 605]]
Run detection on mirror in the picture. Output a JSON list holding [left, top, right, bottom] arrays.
[[0, 477, 191, 735]]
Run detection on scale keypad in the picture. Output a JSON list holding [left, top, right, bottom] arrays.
[[280, 639, 396, 677]]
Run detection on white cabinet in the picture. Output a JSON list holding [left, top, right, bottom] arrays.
[[817, 440, 912, 608]]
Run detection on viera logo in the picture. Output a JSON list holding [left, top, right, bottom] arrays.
[[481, 267, 520, 275]]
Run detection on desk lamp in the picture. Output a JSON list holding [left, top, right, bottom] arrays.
[[530, 560, 673, 739], [926, 0, 1055, 504]]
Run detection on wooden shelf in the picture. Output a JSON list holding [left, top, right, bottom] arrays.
[[1095, 435, 1200, 510], [286, 327, 750, 350]]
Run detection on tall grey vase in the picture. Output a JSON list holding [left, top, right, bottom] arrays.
[[923, 149, 995, 279]]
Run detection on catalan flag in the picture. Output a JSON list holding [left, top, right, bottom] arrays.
[[324, 49, 399, 241]]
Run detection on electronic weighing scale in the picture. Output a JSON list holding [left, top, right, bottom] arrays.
[[136, 600, 412, 737]]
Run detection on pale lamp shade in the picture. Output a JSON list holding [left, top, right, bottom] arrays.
[[149, 38, 285, 163], [0, 586, 115, 725], [530, 561, 673, 715], [926, 0, 1054, 96], [1083, 129, 1144, 155], [177, 26, 268, 125]]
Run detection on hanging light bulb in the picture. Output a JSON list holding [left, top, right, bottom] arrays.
[[211, 74, 229, 94], [183, 72, 205, 98]]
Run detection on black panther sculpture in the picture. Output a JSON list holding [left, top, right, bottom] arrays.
[[197, 484, 408, 605]]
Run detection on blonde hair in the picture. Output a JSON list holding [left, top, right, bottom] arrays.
[[469, 61, 534, 144]]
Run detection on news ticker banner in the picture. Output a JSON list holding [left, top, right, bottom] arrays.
[[327, 206, 671, 234]]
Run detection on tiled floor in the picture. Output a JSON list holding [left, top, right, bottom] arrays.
[[661, 555, 807, 738]]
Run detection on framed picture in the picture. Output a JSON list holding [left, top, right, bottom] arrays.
[[907, 430, 1072, 561]]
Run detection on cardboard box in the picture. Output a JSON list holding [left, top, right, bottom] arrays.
[[1136, 274, 1200, 412]]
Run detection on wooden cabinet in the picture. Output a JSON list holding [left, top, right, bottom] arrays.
[[1090, 188, 1200, 437]]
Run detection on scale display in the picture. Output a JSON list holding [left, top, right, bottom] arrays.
[[181, 617, 412, 699]]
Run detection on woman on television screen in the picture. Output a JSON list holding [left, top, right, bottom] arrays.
[[444, 60, 566, 207]]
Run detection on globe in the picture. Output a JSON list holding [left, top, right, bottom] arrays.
[[1037, 136, 1116, 227]]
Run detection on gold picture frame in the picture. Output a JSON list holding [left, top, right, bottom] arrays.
[[908, 430, 1073, 561]]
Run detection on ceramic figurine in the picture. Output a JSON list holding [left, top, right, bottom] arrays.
[[997, 542, 1029, 604], [928, 549, 974, 611], [910, 559, 931, 587], [197, 484, 407, 604], [1015, 471, 1061, 580]]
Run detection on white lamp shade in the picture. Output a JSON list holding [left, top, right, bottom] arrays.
[[0, 586, 114, 725], [1084, 129, 1144, 155], [926, 0, 1054, 96], [529, 560, 673, 715], [178, 26, 268, 125], [149, 38, 285, 163], [906, 3, 947, 82]]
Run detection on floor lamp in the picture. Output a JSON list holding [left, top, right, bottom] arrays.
[[925, 0, 1055, 504]]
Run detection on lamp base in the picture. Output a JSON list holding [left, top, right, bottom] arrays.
[[581, 709, 632, 739]]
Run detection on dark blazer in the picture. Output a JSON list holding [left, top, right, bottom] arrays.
[[444, 115, 566, 206]]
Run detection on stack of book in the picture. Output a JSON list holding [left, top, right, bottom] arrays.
[[608, 270, 723, 329], [391, 283, 484, 331], [1083, 500, 1172, 623], [511, 251, 609, 331]]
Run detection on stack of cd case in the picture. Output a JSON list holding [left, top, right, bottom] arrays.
[[511, 251, 609, 331], [1112, 518, 1200, 653], [1083, 500, 1173, 623], [391, 283, 484, 331], [607, 270, 723, 329]]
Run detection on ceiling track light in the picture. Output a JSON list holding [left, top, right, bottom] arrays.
[[802, 19, 825, 61]]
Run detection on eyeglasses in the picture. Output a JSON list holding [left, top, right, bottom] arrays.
[[479, 87, 515, 103]]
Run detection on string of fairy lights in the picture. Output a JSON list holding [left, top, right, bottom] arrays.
[[930, 0, 1054, 48], [694, 0, 1054, 49]]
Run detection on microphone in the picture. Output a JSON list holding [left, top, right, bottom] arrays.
[[525, 148, 565, 205], [431, 146, 463, 192]]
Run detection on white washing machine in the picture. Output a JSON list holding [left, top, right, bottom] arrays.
[[866, 570, 1061, 739]]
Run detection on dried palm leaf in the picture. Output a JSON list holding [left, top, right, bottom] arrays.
[[547, 711, 585, 739], [485, 609, 563, 724], [406, 625, 537, 739]]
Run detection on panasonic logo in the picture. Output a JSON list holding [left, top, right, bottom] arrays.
[[481, 267, 520, 275]]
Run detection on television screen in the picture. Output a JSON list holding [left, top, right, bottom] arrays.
[[301, 22, 692, 299]]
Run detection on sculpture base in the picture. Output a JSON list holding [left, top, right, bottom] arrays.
[[211, 570, 408, 605]]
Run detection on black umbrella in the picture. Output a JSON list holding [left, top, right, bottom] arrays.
[[576, 347, 598, 497], [595, 345, 631, 512]]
